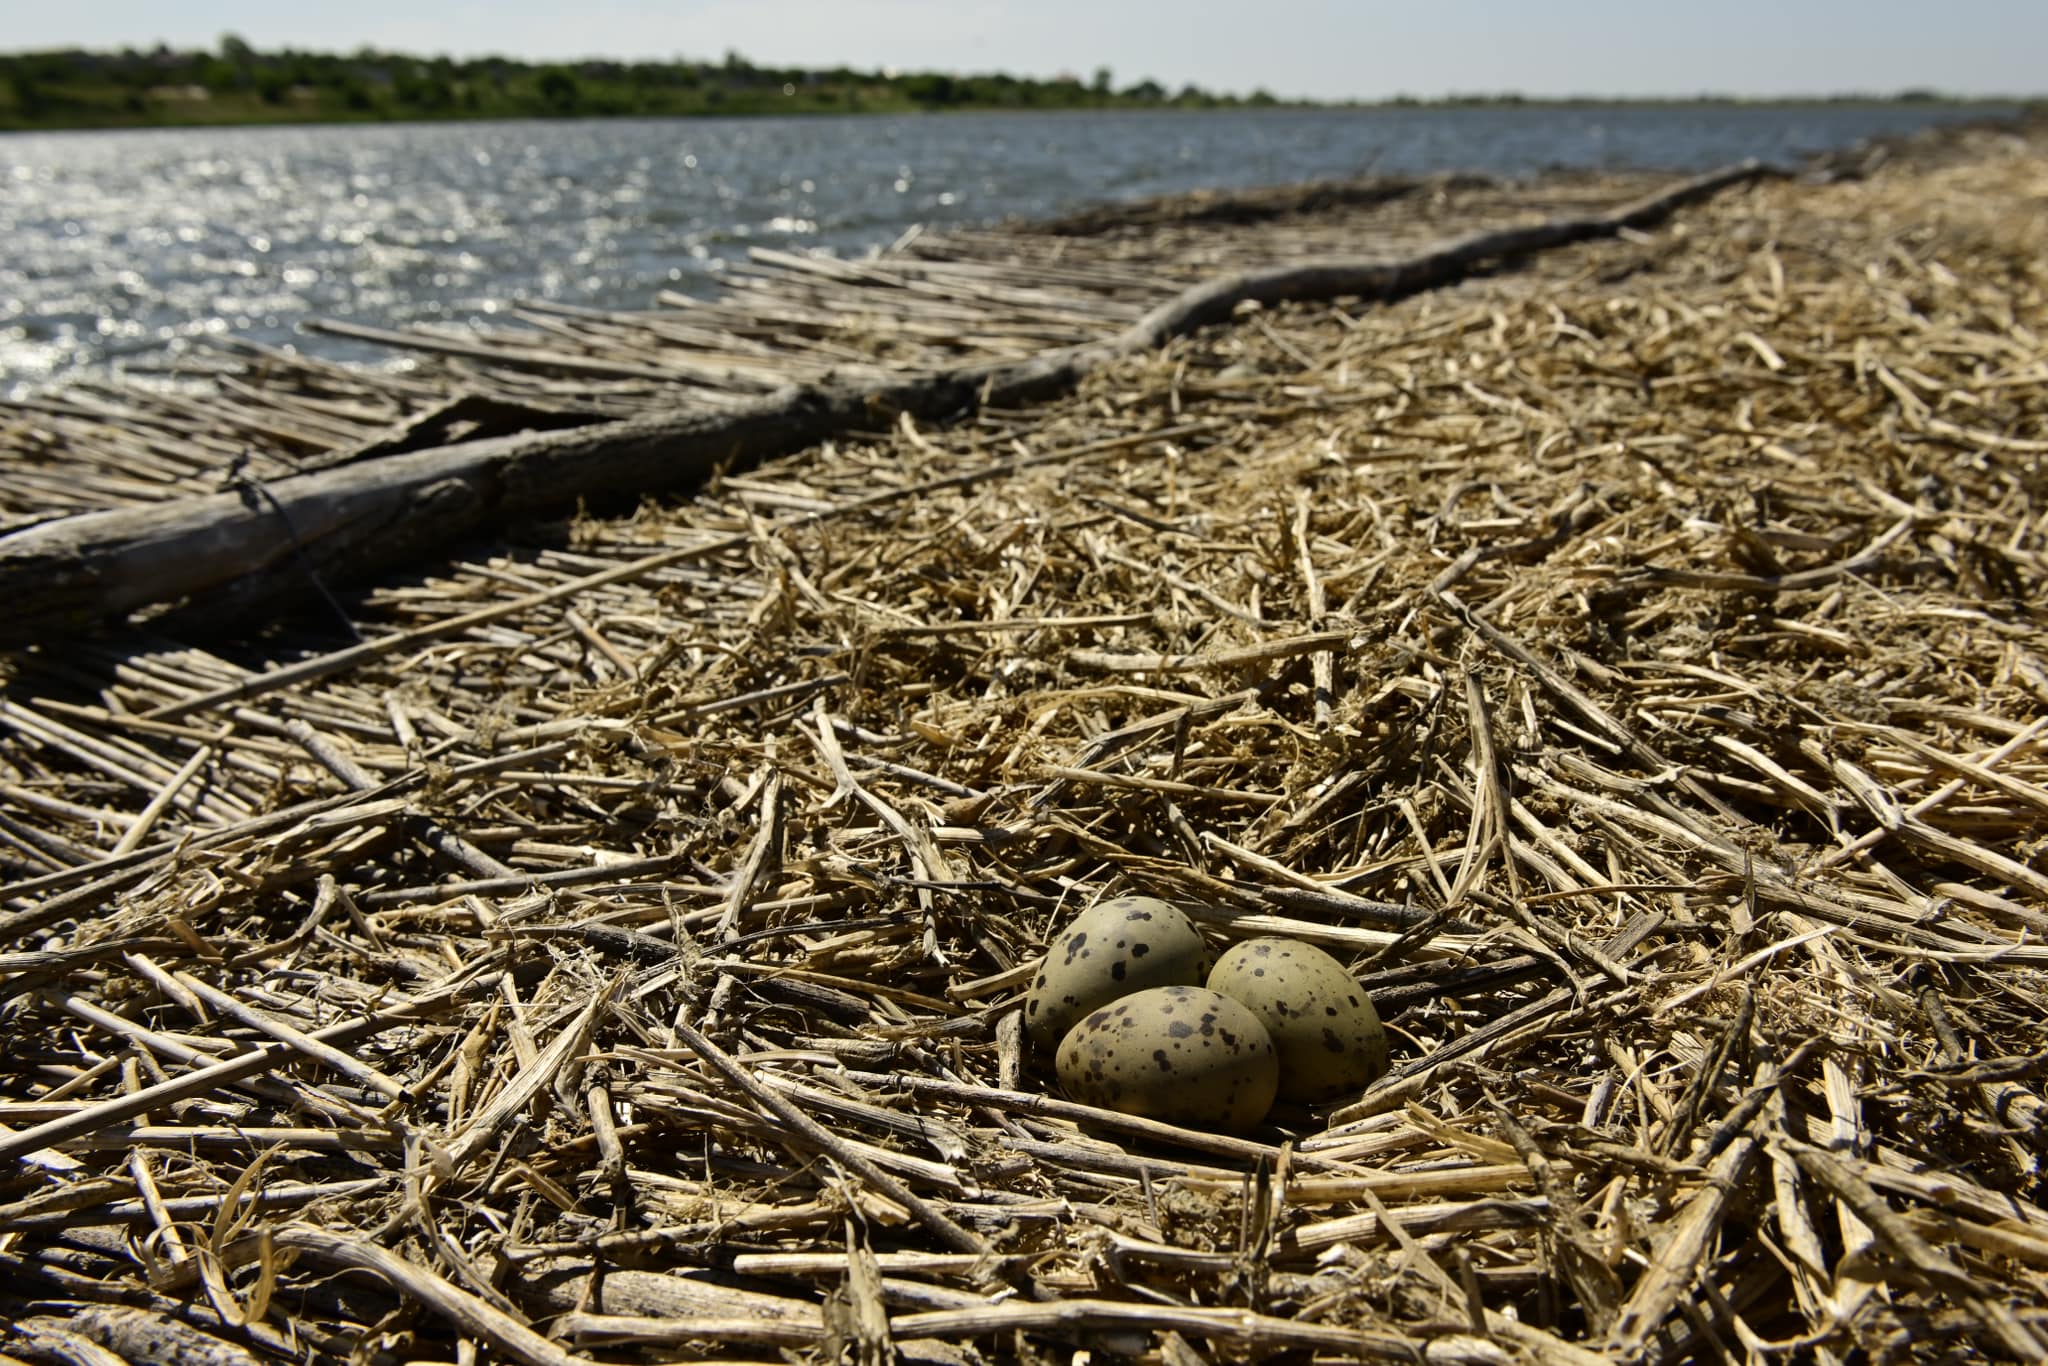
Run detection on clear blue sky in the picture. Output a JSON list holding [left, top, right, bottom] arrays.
[[12, 1, 2044, 100]]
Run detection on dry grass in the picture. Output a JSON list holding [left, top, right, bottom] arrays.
[[3, 120, 2048, 1364]]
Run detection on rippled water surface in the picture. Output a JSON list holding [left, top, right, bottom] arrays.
[[0, 104, 2012, 386]]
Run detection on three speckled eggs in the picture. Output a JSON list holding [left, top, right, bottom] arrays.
[[1025, 895, 1390, 1129]]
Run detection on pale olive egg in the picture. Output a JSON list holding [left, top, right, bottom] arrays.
[[1024, 895, 1212, 1052], [1055, 985, 1279, 1131], [1207, 937, 1390, 1102]]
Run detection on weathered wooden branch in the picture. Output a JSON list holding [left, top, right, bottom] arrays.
[[0, 160, 1777, 645]]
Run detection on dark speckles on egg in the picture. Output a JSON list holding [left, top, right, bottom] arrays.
[[1055, 985, 1278, 1131], [1208, 936, 1390, 1103], [1024, 896, 1210, 1052]]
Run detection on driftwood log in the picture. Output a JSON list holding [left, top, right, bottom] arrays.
[[0, 160, 1777, 645]]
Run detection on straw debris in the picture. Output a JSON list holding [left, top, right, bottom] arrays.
[[4, 117, 2048, 1363]]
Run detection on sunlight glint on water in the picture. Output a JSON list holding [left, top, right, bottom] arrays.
[[0, 105, 2010, 388]]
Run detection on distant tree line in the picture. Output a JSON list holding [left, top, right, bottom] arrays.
[[0, 38, 2012, 131], [1381, 88, 1984, 107], [0, 38, 1291, 129]]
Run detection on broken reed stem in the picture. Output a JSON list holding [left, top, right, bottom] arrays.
[[0, 973, 493, 1164], [670, 1020, 991, 1259]]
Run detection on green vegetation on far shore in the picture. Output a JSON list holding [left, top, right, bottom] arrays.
[[0, 37, 2024, 133], [0, 39, 1291, 130]]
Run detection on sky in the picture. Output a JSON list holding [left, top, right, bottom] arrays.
[[11, 1, 2045, 101]]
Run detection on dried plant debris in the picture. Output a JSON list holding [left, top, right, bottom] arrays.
[[0, 169, 1676, 527], [4, 119, 2048, 1364]]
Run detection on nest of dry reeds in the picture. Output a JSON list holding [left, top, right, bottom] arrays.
[[4, 121, 2047, 1366]]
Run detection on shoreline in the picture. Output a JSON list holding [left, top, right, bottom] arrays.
[[5, 109, 2039, 543], [0, 95, 2027, 137], [7, 104, 2032, 393], [1, 158, 1739, 542], [0, 160, 1778, 637]]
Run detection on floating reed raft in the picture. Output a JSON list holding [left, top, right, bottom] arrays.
[[3, 119, 2047, 1364]]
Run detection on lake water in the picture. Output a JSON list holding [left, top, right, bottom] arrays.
[[0, 104, 2013, 389]]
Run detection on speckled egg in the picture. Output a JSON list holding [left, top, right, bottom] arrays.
[[1024, 896, 1212, 1052], [1055, 985, 1279, 1130], [1207, 938, 1389, 1102]]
